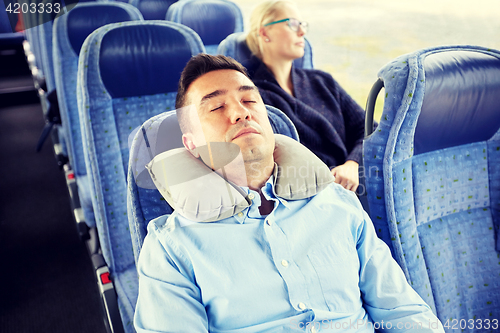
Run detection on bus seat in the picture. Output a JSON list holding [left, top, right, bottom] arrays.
[[127, 105, 299, 264], [166, 0, 243, 55], [0, 0, 25, 75], [217, 32, 313, 76], [129, 0, 177, 20], [77, 20, 204, 332], [53, 2, 143, 231], [37, 0, 68, 162], [363, 45, 500, 326]]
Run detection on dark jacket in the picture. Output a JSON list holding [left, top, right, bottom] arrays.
[[252, 62, 366, 169]]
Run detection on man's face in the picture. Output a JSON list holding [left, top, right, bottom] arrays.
[[184, 69, 275, 164]]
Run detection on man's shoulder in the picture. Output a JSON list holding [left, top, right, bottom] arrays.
[[148, 211, 191, 235], [314, 182, 365, 215]]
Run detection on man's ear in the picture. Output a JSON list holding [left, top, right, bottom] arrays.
[[182, 133, 200, 158]]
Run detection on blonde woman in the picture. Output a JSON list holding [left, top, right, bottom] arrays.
[[246, 0, 366, 192]]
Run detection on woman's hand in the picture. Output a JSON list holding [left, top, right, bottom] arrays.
[[331, 160, 359, 192]]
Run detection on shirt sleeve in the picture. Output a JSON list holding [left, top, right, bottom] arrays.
[[134, 219, 209, 333], [356, 209, 445, 333]]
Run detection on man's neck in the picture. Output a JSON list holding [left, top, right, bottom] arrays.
[[244, 159, 274, 191]]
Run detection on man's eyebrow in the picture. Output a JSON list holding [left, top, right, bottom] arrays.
[[200, 89, 227, 105], [239, 85, 257, 92]]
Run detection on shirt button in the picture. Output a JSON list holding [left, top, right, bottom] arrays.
[[237, 212, 244, 218], [281, 260, 289, 267], [266, 219, 272, 226], [248, 193, 255, 200], [298, 302, 307, 310], [311, 325, 317, 333]]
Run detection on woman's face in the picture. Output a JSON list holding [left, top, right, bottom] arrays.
[[261, 4, 306, 62]]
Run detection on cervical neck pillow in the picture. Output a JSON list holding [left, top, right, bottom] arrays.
[[146, 134, 334, 222]]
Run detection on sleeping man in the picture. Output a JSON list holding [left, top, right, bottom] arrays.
[[133, 54, 444, 333]]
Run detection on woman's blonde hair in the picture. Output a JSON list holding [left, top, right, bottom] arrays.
[[246, 0, 297, 60]]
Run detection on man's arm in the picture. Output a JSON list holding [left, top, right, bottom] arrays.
[[134, 217, 209, 333], [356, 209, 445, 333]]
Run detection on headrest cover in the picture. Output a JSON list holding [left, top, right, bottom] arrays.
[[138, 0, 176, 20], [415, 50, 500, 154], [99, 24, 194, 98], [145, 134, 334, 222], [67, 5, 137, 56], [181, 1, 236, 45]]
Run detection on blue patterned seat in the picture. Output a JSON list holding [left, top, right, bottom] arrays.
[[53, 2, 143, 228], [38, 0, 69, 158], [166, 0, 243, 55], [77, 20, 204, 332], [217, 32, 313, 76], [363, 45, 500, 330], [127, 105, 299, 264], [129, 0, 177, 20]]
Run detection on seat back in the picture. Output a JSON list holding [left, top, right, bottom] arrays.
[[129, 0, 177, 20], [38, 0, 66, 93], [363, 45, 500, 326], [217, 32, 313, 76], [53, 2, 142, 178], [166, 0, 243, 54], [127, 105, 299, 264], [77, 20, 204, 328], [0, 0, 17, 33]]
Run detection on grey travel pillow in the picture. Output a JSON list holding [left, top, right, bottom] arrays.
[[146, 134, 334, 222]]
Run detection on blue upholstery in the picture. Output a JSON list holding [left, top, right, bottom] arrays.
[[19, 0, 46, 76], [127, 105, 299, 264], [166, 0, 243, 55], [39, 21, 56, 92], [77, 20, 204, 332], [217, 32, 313, 75], [0, 0, 17, 33], [363, 45, 500, 328], [0, 1, 23, 53], [53, 3, 143, 228], [129, 0, 177, 20]]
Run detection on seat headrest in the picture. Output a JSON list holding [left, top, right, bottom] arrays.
[[0, 0, 16, 33], [99, 23, 200, 98], [175, 0, 240, 45], [137, 0, 177, 20], [145, 134, 334, 222], [414, 50, 500, 155], [67, 4, 140, 56]]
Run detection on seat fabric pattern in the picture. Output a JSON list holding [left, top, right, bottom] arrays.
[[113, 264, 139, 332], [78, 21, 204, 332], [363, 45, 500, 329], [127, 105, 299, 264], [39, 0, 59, 92], [166, 0, 243, 54]]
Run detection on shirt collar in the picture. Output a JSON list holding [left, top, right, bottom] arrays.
[[234, 173, 290, 224]]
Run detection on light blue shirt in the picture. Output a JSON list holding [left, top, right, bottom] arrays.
[[134, 177, 444, 333]]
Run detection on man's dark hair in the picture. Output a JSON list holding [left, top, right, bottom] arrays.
[[175, 54, 250, 109]]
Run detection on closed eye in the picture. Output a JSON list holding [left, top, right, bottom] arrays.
[[211, 105, 224, 112], [244, 100, 257, 104]]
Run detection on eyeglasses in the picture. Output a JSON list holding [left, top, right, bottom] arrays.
[[263, 18, 308, 33]]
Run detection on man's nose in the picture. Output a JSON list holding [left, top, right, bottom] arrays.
[[229, 103, 251, 123]]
